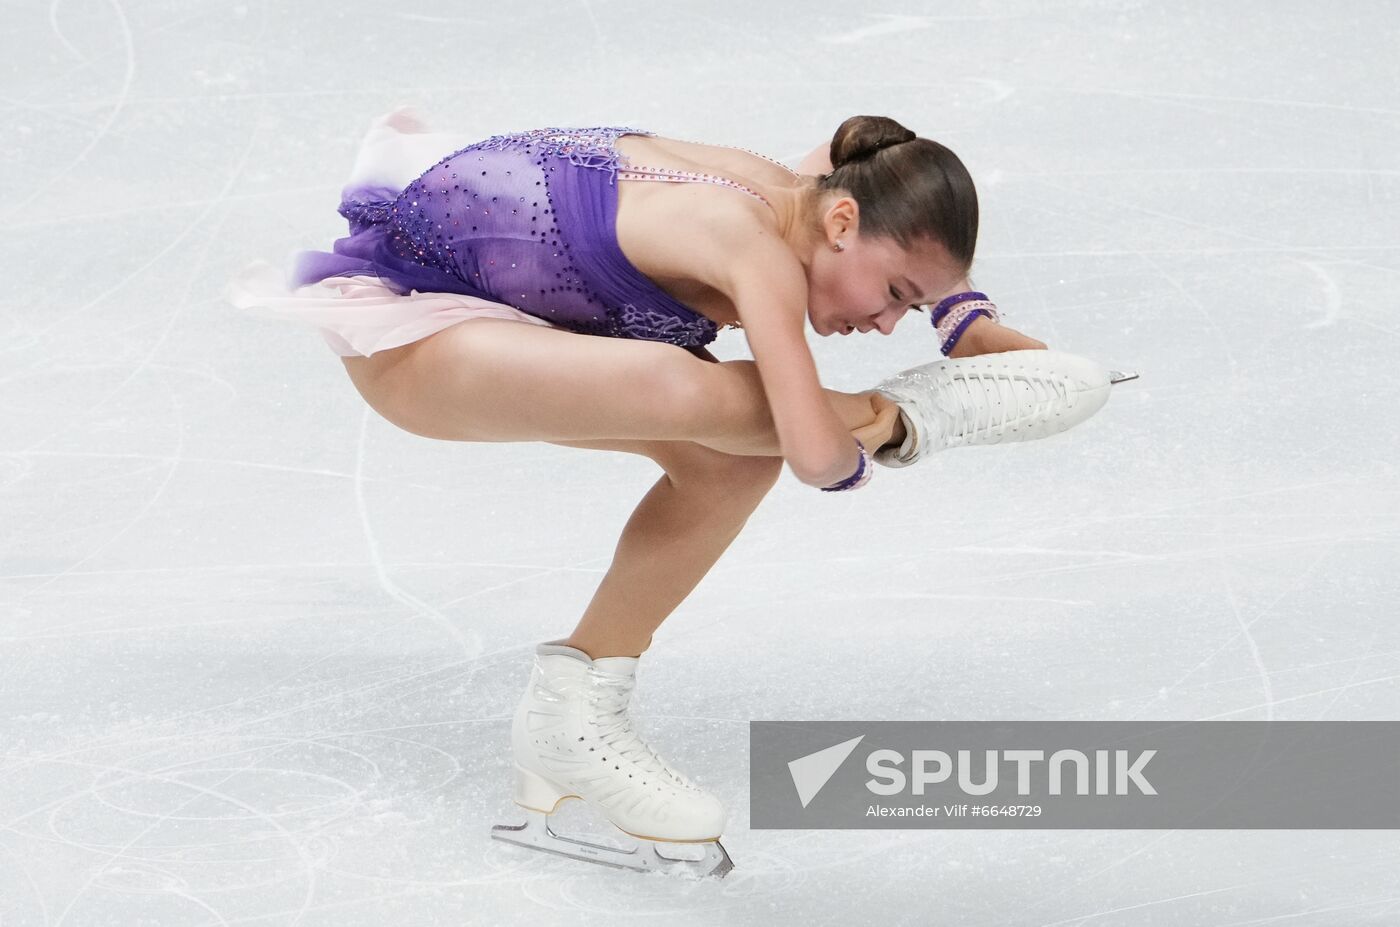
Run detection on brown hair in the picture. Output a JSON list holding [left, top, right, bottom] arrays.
[[818, 115, 979, 270]]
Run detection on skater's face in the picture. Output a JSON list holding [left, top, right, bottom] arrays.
[[805, 196, 967, 337]]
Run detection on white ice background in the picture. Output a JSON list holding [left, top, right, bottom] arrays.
[[2, 1, 1399, 925]]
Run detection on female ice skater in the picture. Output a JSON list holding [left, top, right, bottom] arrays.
[[226, 106, 1128, 878]]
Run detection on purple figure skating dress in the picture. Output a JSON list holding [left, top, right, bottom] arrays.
[[226, 107, 787, 359]]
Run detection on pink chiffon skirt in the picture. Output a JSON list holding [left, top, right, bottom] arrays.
[[222, 105, 560, 358]]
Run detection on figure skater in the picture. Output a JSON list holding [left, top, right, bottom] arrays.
[[225, 105, 1129, 879]]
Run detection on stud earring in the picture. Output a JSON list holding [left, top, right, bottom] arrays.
[[832, 240, 845, 252]]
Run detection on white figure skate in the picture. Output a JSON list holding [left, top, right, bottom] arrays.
[[490, 641, 733, 879], [872, 349, 1138, 467]]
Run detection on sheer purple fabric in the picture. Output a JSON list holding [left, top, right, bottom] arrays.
[[289, 127, 720, 349]]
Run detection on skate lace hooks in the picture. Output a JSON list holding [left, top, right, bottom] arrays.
[[584, 669, 698, 790]]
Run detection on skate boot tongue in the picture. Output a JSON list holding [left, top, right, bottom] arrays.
[[535, 640, 593, 663], [530, 643, 694, 789], [591, 656, 639, 677], [584, 658, 699, 791], [535, 641, 640, 678]]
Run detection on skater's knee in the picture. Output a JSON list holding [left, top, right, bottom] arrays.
[[720, 453, 784, 491], [659, 443, 782, 494], [646, 355, 725, 434], [652, 357, 765, 444], [694, 359, 773, 435], [698, 455, 782, 500]]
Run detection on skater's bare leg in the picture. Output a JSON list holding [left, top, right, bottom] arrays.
[[341, 318, 904, 456], [338, 319, 902, 659], [547, 438, 781, 658], [712, 357, 905, 455]]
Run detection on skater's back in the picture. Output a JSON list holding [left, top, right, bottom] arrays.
[[293, 126, 810, 350]]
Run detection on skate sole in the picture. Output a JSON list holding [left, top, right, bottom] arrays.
[[508, 796, 723, 844], [491, 812, 734, 879]]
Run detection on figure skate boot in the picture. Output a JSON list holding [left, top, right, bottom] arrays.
[[872, 349, 1137, 468], [490, 641, 733, 879]]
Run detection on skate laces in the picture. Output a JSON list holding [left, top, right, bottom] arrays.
[[916, 366, 1066, 446], [585, 670, 699, 790]]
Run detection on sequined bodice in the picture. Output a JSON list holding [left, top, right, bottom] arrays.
[[318, 126, 792, 348]]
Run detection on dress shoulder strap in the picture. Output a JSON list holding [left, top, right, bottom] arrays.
[[615, 139, 797, 213], [615, 165, 777, 210]]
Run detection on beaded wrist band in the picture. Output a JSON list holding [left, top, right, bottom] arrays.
[[930, 291, 1001, 356], [820, 438, 872, 492], [930, 291, 988, 325]]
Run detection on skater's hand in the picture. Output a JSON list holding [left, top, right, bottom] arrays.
[[947, 315, 1048, 358]]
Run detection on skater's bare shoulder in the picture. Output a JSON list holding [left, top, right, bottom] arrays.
[[690, 195, 808, 327], [612, 174, 801, 325], [615, 174, 853, 486], [683, 200, 857, 487]]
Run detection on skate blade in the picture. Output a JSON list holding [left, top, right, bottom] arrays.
[[491, 811, 733, 879], [1108, 369, 1139, 385]]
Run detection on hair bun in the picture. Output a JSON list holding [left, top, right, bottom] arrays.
[[829, 115, 917, 169]]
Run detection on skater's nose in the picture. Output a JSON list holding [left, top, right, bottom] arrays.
[[867, 307, 903, 335]]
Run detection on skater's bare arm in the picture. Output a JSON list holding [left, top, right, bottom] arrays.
[[797, 142, 1048, 357], [947, 314, 1048, 357], [700, 223, 867, 488]]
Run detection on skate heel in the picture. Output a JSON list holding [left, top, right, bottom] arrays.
[[513, 765, 574, 813]]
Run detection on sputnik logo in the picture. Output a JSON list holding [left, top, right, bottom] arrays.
[[788, 735, 866, 808]]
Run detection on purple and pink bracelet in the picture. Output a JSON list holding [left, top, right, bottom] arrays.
[[931, 290, 1001, 356], [820, 438, 872, 492]]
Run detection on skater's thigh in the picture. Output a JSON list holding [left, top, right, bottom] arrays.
[[551, 436, 784, 490], [341, 318, 718, 443]]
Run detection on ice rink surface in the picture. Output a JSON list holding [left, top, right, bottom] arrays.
[[3, 1, 1399, 924]]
